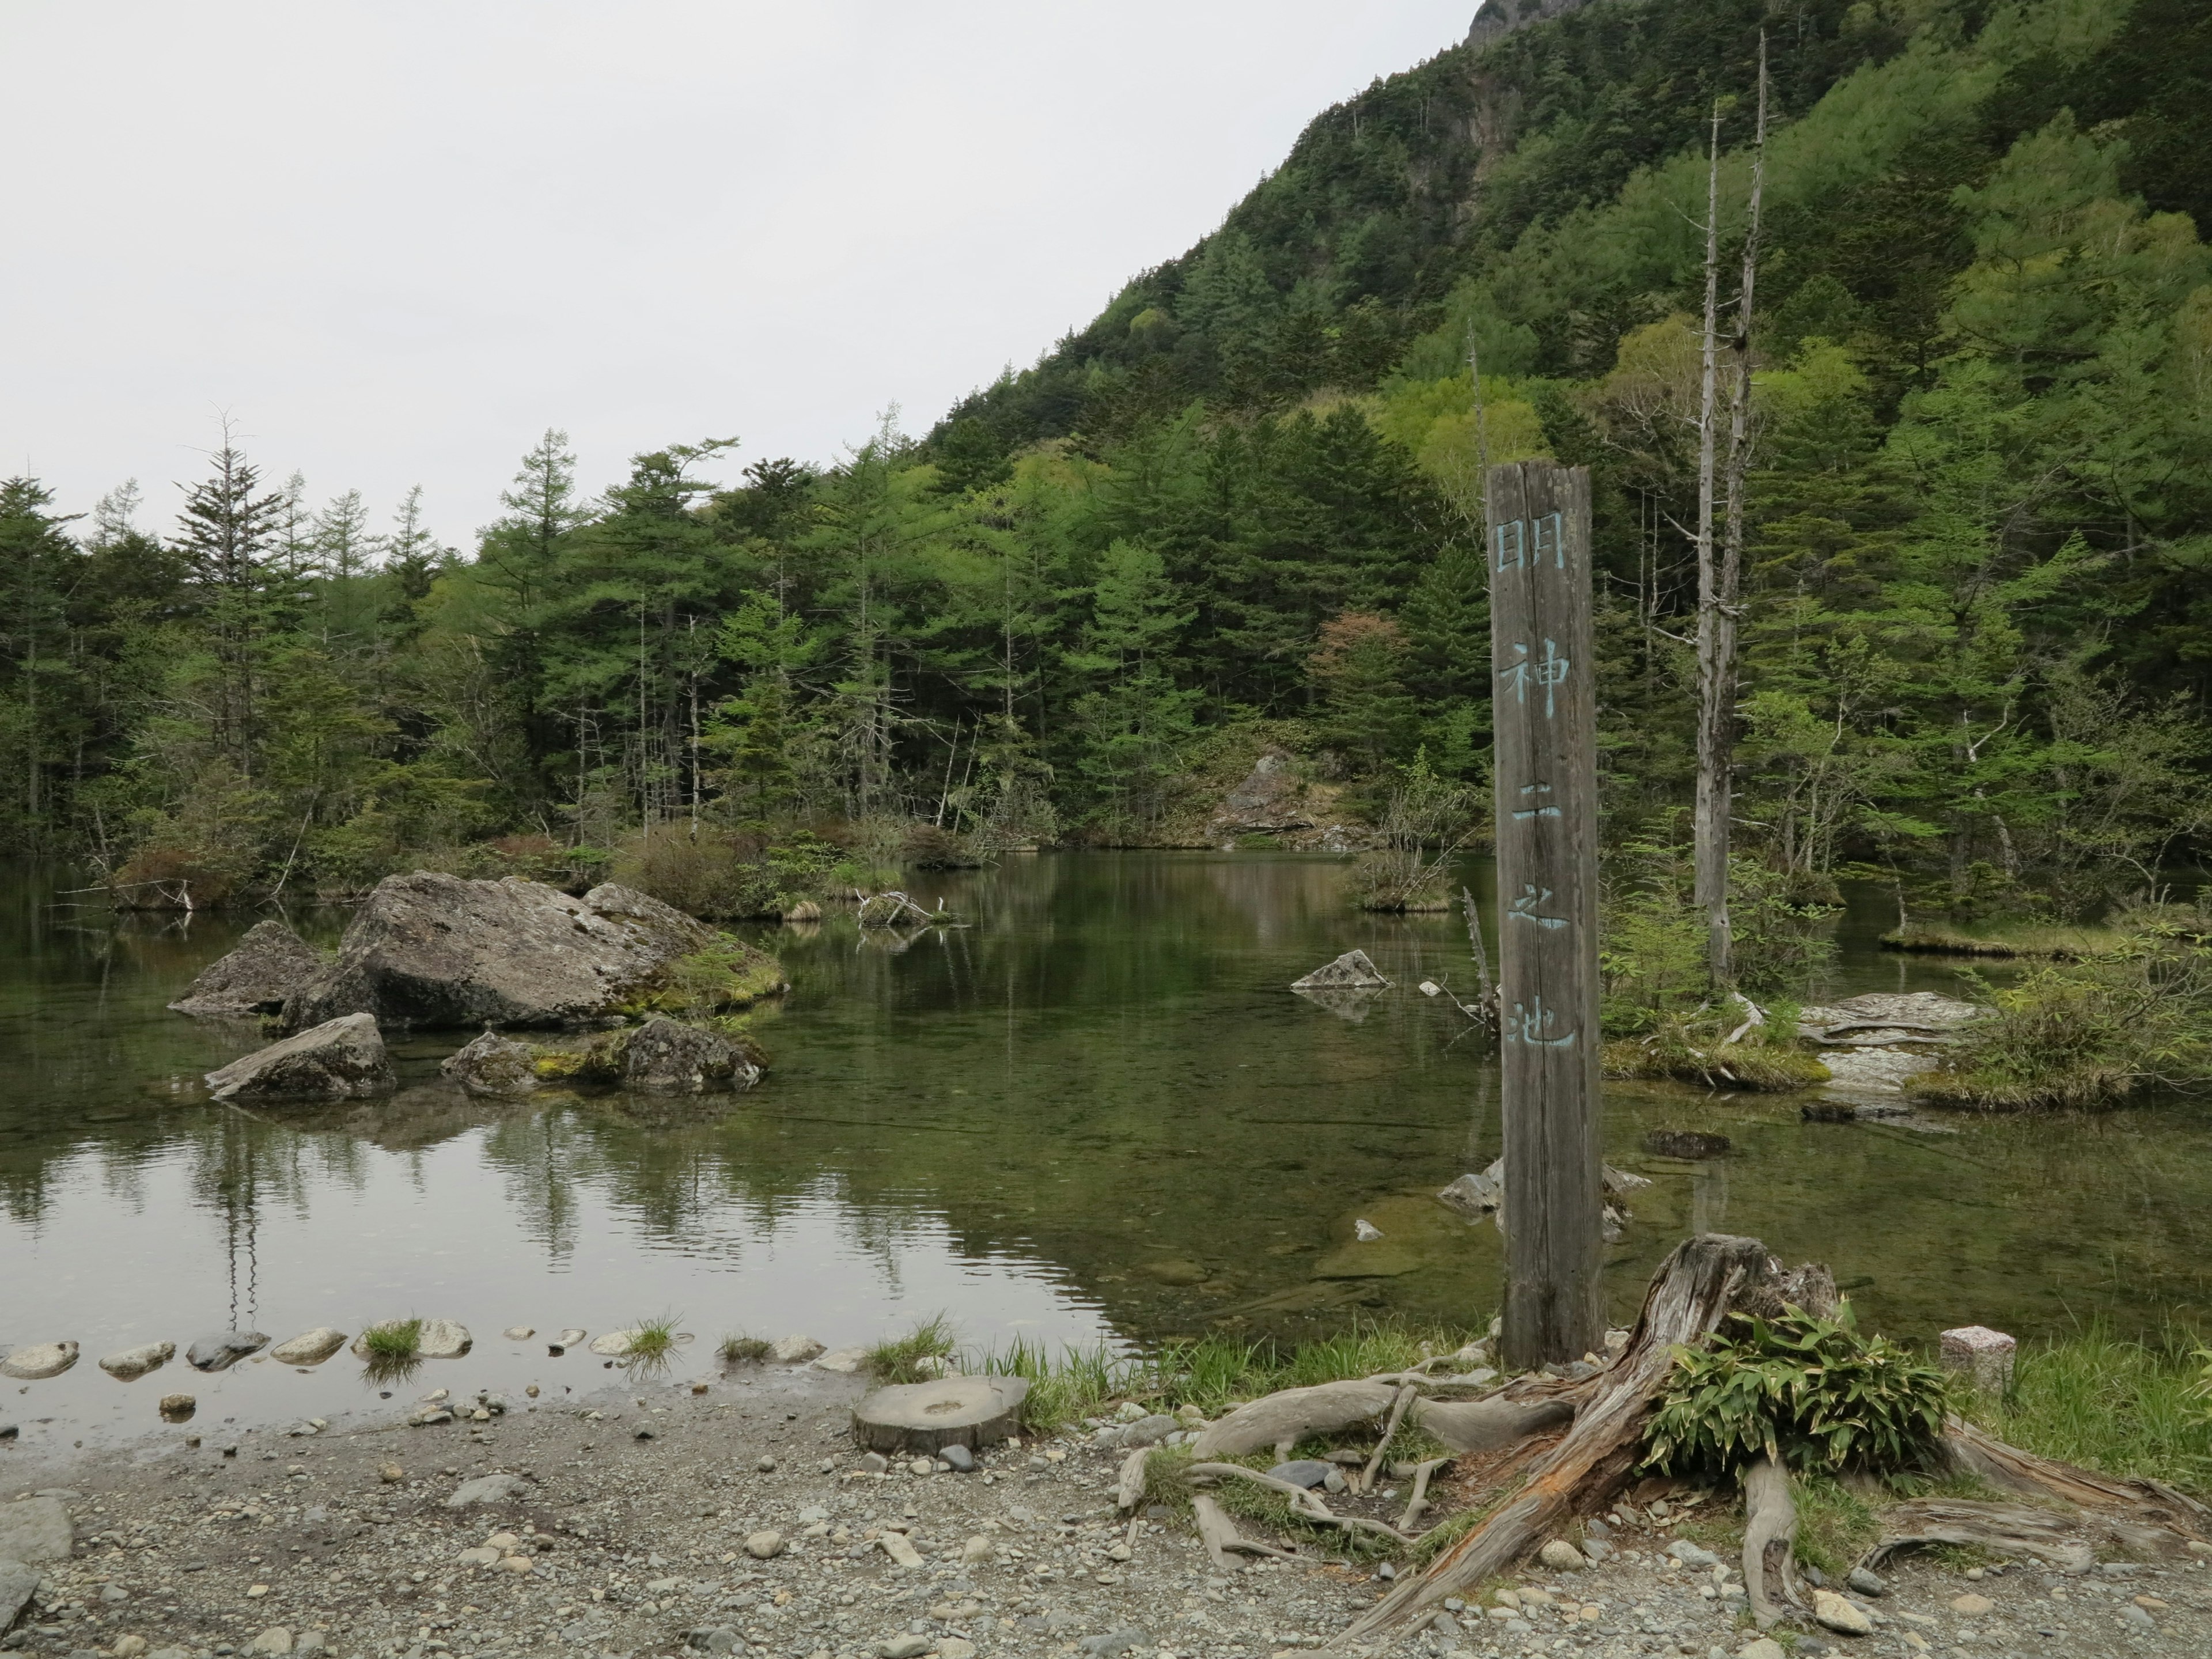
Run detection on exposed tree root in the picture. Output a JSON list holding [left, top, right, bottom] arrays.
[[1188, 1380, 1400, 1461], [1183, 1463, 1416, 1546], [1741, 1455, 1802, 1628], [1358, 1385, 1419, 1493], [1113, 1448, 1150, 1512], [1940, 1416, 2209, 1543], [1399, 1457, 1449, 1533], [1413, 1393, 1578, 1454], [1332, 1232, 1779, 1647], [1191, 1495, 1294, 1569]]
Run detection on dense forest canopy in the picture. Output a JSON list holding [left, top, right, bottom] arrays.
[[3, 0, 2208, 942]]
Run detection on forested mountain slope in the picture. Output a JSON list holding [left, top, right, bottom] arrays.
[[2, 0, 2208, 948]]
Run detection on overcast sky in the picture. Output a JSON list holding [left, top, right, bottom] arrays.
[[4, 1, 1474, 549]]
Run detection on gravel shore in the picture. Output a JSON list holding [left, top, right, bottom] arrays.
[[3, 1363, 2207, 1659]]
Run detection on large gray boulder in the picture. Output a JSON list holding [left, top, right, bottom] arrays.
[[170, 919, 326, 1017], [282, 873, 759, 1031], [204, 1013, 395, 1101]]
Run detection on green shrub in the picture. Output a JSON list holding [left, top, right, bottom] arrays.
[[1601, 842, 1836, 1033], [719, 1333, 774, 1365], [1642, 1302, 1949, 1478], [1912, 927, 2212, 1110]]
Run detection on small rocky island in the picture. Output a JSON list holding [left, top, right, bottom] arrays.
[[171, 872, 786, 1103]]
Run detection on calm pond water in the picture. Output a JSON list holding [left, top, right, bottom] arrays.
[[3, 853, 2209, 1451]]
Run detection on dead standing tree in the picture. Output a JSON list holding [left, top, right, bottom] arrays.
[[1486, 461, 1603, 1370], [1694, 37, 1770, 988]]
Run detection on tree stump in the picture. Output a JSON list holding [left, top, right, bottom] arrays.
[[851, 1374, 1030, 1455]]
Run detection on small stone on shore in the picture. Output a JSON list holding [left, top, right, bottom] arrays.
[[97, 1339, 175, 1380], [268, 1328, 348, 1366], [1, 1340, 79, 1380]]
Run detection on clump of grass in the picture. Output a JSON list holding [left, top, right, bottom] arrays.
[[965, 1318, 1478, 1434], [1604, 1004, 1830, 1093], [719, 1333, 773, 1365], [623, 1313, 682, 1370], [361, 1319, 423, 1359], [1971, 1325, 2212, 1497], [971, 1337, 1135, 1430], [866, 1313, 957, 1384], [1789, 1479, 1884, 1577]]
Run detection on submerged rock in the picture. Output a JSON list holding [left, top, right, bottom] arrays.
[[1290, 949, 1391, 990], [187, 1331, 268, 1371], [170, 919, 327, 1018], [1642, 1129, 1731, 1160], [283, 872, 781, 1032], [204, 1013, 395, 1101], [453, 1017, 764, 1097]]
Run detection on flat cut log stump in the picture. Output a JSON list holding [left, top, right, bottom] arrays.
[[852, 1374, 1030, 1455]]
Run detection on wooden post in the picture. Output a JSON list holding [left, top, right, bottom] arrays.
[[1487, 461, 1604, 1370]]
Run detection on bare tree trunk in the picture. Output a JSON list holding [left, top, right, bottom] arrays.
[[1692, 101, 1729, 986], [1707, 37, 1770, 985]]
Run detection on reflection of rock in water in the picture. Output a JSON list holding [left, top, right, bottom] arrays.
[[1691, 1157, 1728, 1235], [245, 1080, 547, 1152], [1290, 986, 1383, 1022]]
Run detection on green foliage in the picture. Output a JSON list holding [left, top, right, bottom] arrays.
[[1912, 919, 2212, 1109], [1601, 843, 1837, 1029], [7, 0, 2211, 947], [1973, 1325, 2212, 1497], [1642, 1302, 1951, 1478], [360, 1319, 422, 1359], [623, 935, 787, 1017]]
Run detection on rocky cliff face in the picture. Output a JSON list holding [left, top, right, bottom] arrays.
[[1466, 0, 1601, 49]]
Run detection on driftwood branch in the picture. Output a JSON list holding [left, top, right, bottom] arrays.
[[1189, 1380, 1400, 1461], [1359, 1384, 1419, 1494], [1192, 1494, 1295, 1568], [1412, 1392, 1577, 1454]]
